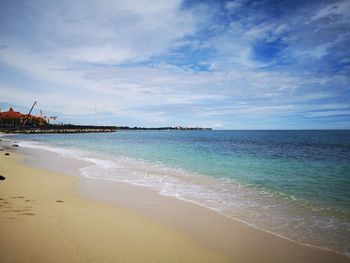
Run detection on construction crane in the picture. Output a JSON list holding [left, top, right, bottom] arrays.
[[22, 101, 37, 125], [40, 109, 58, 124], [47, 116, 57, 124]]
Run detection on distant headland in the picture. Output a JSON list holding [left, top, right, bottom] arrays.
[[0, 106, 211, 133]]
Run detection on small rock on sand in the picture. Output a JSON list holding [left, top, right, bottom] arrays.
[[4, 153, 10, 156], [12, 144, 19, 147], [0, 176, 5, 180]]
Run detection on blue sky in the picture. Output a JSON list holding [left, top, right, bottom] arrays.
[[0, 0, 349, 129]]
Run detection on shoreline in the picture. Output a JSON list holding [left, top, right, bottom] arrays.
[[0, 137, 348, 262], [14, 136, 349, 258], [22, 148, 346, 257], [0, 140, 230, 263]]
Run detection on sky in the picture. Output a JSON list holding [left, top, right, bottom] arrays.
[[0, 0, 349, 129]]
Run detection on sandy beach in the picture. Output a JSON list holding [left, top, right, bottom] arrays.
[[0, 138, 349, 262], [0, 141, 229, 263]]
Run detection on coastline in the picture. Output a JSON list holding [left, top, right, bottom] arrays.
[[0, 138, 349, 262]]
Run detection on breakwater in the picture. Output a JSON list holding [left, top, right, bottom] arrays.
[[0, 124, 211, 133], [0, 124, 117, 133]]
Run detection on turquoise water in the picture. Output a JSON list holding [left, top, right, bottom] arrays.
[[9, 130, 350, 255]]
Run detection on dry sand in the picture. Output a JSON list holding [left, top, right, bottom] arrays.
[[0, 139, 349, 262]]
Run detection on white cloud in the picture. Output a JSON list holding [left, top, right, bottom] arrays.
[[6, 0, 201, 65], [305, 110, 350, 117], [0, 40, 321, 125], [225, 0, 243, 12], [67, 46, 138, 64], [307, 0, 350, 24]]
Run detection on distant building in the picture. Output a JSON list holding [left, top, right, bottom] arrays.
[[0, 107, 47, 126]]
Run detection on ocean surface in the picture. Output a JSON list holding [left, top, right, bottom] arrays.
[[7, 130, 350, 256]]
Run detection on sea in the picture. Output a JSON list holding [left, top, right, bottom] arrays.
[[6, 130, 350, 256]]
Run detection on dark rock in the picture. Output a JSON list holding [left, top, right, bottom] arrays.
[[4, 153, 10, 156], [0, 176, 5, 180], [0, 149, 4, 151], [12, 144, 19, 147]]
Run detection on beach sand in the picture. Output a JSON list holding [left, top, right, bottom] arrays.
[[0, 139, 349, 262], [0, 144, 229, 263]]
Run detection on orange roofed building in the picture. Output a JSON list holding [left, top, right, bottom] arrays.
[[0, 107, 47, 126]]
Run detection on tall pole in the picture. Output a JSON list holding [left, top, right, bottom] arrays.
[[22, 101, 37, 125], [94, 102, 97, 126]]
